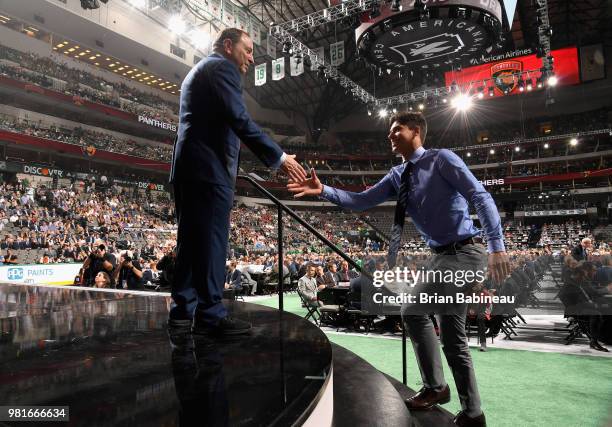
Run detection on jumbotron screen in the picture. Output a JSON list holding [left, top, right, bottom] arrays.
[[444, 46, 581, 97]]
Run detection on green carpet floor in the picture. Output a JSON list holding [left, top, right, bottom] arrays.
[[253, 295, 612, 427]]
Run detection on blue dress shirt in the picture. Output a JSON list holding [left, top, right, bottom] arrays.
[[321, 147, 505, 253]]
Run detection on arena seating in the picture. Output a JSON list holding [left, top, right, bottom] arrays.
[[0, 44, 178, 124]]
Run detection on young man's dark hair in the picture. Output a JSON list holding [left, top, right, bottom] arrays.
[[212, 28, 249, 51], [389, 111, 428, 143]]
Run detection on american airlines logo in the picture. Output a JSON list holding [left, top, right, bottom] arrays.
[[390, 33, 465, 64], [369, 18, 489, 69]]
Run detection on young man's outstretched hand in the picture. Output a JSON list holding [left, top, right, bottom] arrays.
[[287, 168, 323, 198]]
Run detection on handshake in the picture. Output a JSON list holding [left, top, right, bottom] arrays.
[[280, 155, 323, 199]]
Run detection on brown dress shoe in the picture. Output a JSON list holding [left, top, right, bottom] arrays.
[[454, 410, 486, 427], [405, 385, 450, 410]]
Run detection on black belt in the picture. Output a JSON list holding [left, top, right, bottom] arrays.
[[432, 237, 481, 254]]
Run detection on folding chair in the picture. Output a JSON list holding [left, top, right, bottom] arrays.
[[298, 290, 321, 325]]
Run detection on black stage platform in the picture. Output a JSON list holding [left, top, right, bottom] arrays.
[[0, 283, 455, 426]]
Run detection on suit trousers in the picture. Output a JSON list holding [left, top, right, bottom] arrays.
[[402, 243, 487, 418], [172, 181, 233, 324]]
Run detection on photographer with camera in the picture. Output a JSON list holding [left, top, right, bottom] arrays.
[[156, 246, 176, 290], [114, 250, 144, 290], [81, 243, 116, 287]]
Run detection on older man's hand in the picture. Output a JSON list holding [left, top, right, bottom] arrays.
[[280, 154, 307, 183]]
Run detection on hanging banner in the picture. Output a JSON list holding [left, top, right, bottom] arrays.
[[329, 41, 345, 66], [272, 57, 285, 81], [266, 36, 276, 58], [209, 0, 222, 21], [255, 63, 266, 86], [290, 55, 304, 76], [250, 18, 261, 45], [311, 46, 325, 66], [444, 46, 580, 97], [222, 0, 235, 26], [235, 8, 248, 31]]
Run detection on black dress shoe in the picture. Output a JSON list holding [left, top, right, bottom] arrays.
[[590, 340, 610, 352], [192, 316, 252, 336], [454, 410, 486, 427], [405, 385, 450, 410]]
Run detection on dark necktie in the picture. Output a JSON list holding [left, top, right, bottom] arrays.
[[387, 163, 412, 268]]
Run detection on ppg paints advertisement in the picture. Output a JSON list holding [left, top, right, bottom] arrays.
[[0, 264, 81, 286]]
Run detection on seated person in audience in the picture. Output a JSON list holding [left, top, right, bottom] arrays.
[[39, 253, 51, 264], [562, 255, 579, 285], [156, 246, 176, 289], [94, 271, 112, 289], [114, 251, 144, 290], [561, 262, 612, 352], [594, 255, 611, 286], [337, 260, 358, 282], [571, 237, 593, 261], [467, 282, 493, 352], [348, 258, 376, 310], [142, 260, 160, 286], [298, 264, 323, 307], [322, 261, 339, 287], [236, 263, 258, 295], [225, 261, 243, 292], [288, 255, 301, 278], [3, 249, 17, 265], [315, 265, 327, 287]]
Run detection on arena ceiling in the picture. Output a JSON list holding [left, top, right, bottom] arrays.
[[224, 0, 611, 133]]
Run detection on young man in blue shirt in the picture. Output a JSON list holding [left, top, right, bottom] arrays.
[[288, 111, 510, 427]]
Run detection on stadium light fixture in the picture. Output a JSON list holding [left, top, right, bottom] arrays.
[[169, 15, 186, 35], [543, 143, 549, 149], [569, 138, 578, 146], [546, 74, 558, 86], [378, 108, 388, 118], [450, 93, 472, 112], [514, 146, 520, 152], [418, 103, 425, 110], [466, 152, 471, 157], [489, 149, 495, 154]]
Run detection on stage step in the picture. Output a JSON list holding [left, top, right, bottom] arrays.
[[331, 343, 455, 427]]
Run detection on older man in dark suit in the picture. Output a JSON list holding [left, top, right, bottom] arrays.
[[170, 28, 306, 335], [571, 237, 592, 262]]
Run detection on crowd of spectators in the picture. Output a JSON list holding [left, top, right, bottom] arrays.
[[0, 44, 178, 124], [0, 115, 172, 162]]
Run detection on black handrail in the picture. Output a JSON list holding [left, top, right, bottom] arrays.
[[236, 175, 370, 309], [234, 175, 405, 384]]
